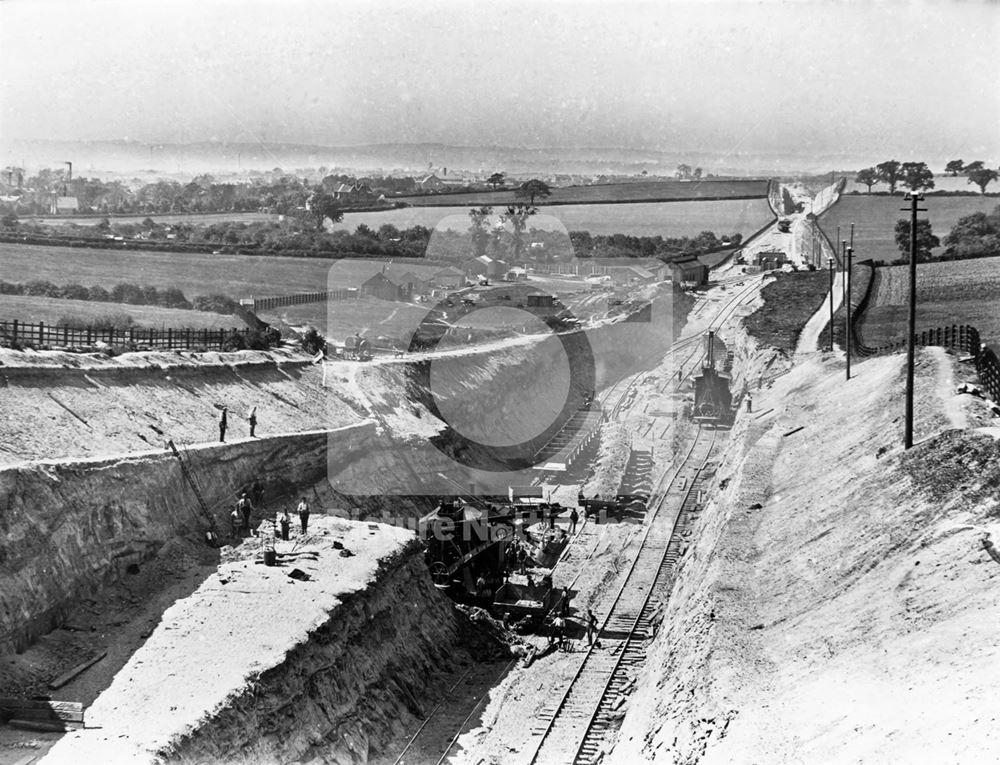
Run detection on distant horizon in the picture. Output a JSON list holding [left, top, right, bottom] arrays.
[[2, 136, 992, 181], [2, 1, 997, 172]]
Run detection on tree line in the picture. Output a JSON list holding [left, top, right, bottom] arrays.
[[0, 279, 241, 316], [855, 159, 999, 195]]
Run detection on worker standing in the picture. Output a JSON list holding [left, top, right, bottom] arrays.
[[586, 609, 598, 646], [249, 406, 258, 437], [236, 492, 252, 532], [278, 508, 291, 541], [746, 393, 753, 413], [219, 407, 228, 443], [552, 615, 566, 650], [569, 507, 579, 534], [230, 505, 241, 536], [560, 587, 572, 618], [297, 496, 310, 534]]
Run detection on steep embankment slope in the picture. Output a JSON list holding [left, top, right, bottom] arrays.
[[612, 347, 1000, 764], [0, 347, 360, 466]]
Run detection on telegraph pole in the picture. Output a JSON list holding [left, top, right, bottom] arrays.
[[812, 222, 817, 267], [828, 257, 835, 351], [845, 243, 852, 380], [902, 193, 926, 449]]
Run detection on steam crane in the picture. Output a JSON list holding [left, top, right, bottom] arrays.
[[691, 330, 733, 426]]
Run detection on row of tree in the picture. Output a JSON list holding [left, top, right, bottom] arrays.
[[0, 279, 240, 315], [944, 159, 999, 194], [855, 159, 998, 195], [886, 203, 1000, 264], [0, 167, 536, 218], [854, 161, 935, 195]]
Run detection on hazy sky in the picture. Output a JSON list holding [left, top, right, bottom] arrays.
[[1, 0, 998, 161]]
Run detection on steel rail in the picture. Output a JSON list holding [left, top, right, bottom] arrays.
[[570, 432, 716, 764], [523, 425, 712, 764]]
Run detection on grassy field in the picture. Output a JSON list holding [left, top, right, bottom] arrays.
[[19, 212, 281, 227], [258, 295, 432, 343], [393, 179, 769, 207], [0, 294, 242, 329], [858, 255, 1000, 350], [334, 198, 774, 239], [0, 242, 442, 300], [817, 195, 996, 263], [743, 271, 830, 353]]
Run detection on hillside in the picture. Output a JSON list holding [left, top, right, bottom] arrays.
[[611, 346, 1000, 763]]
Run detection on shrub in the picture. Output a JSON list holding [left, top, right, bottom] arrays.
[[88, 285, 111, 302], [60, 283, 91, 300], [0, 281, 24, 295], [300, 326, 327, 354], [221, 328, 279, 351], [192, 293, 241, 314], [24, 279, 61, 297], [159, 287, 192, 309], [110, 282, 145, 304], [56, 312, 135, 331]]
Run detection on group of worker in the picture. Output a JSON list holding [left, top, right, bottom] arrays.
[[546, 588, 600, 650], [218, 405, 258, 443], [229, 482, 311, 540]]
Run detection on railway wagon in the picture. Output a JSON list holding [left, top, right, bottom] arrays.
[[492, 577, 559, 629]]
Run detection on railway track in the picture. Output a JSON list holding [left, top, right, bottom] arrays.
[[523, 426, 717, 765], [600, 274, 761, 422], [403, 277, 753, 763]]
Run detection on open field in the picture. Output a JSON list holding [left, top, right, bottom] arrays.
[[0, 294, 243, 329], [858, 255, 1000, 350], [392, 179, 769, 207], [0, 242, 442, 300], [817, 195, 996, 263], [743, 271, 830, 353], [258, 295, 431, 343], [334, 198, 774, 239], [19, 211, 282, 227]]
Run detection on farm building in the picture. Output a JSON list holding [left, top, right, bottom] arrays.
[[361, 272, 411, 301], [331, 182, 377, 205], [463, 256, 507, 280], [670, 257, 709, 287], [608, 265, 657, 286], [526, 294, 557, 309], [396, 271, 430, 295], [50, 196, 80, 214], [652, 262, 671, 281], [432, 266, 466, 288], [754, 250, 788, 270], [417, 175, 445, 191]]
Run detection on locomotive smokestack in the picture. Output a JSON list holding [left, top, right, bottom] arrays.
[[706, 331, 715, 369]]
